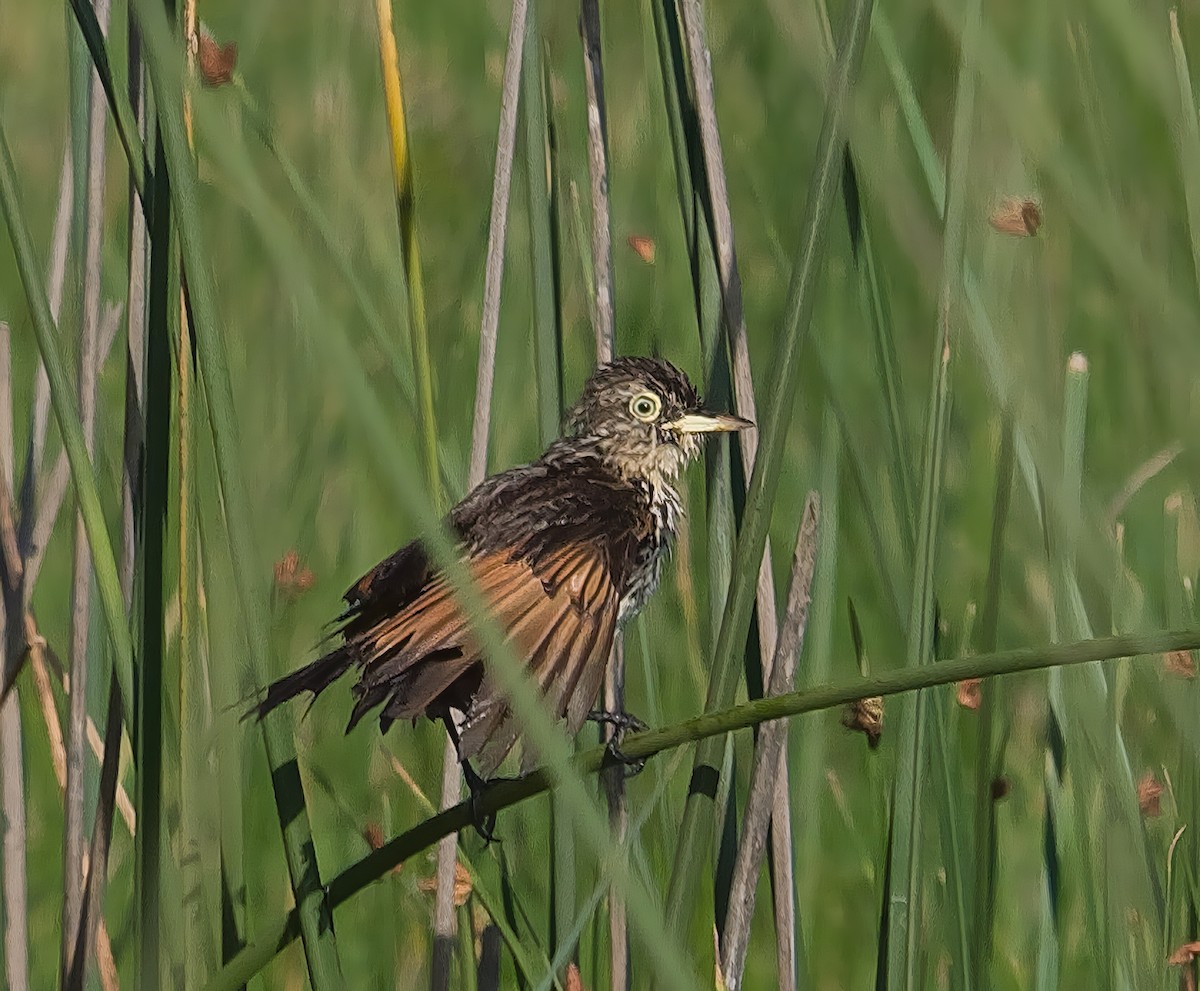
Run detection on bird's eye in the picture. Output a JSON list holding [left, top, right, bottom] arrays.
[[629, 391, 662, 422]]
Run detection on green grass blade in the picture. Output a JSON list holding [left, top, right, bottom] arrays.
[[129, 0, 346, 983], [661, 0, 875, 945], [0, 118, 135, 774], [970, 419, 1014, 988], [61, 0, 110, 973], [1170, 12, 1200, 299], [523, 4, 560, 445], [67, 0, 147, 206], [884, 0, 980, 981], [136, 117, 176, 988]]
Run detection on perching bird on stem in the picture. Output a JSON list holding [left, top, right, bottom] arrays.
[[252, 357, 750, 815]]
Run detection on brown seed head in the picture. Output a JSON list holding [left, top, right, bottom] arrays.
[[1166, 650, 1196, 679], [274, 550, 314, 600], [627, 234, 656, 264], [990, 776, 1010, 801], [843, 696, 884, 748], [416, 861, 472, 907], [989, 197, 1042, 237], [956, 678, 982, 710], [1138, 771, 1164, 818], [198, 30, 238, 88], [1169, 941, 1200, 967]]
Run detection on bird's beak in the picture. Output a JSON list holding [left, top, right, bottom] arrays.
[[665, 411, 754, 434]]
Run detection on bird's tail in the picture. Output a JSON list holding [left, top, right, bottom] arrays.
[[247, 645, 356, 721]]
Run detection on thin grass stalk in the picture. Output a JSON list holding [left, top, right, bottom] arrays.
[[70, 49, 147, 969], [647, 0, 741, 956], [373, 0, 441, 511], [178, 2, 211, 981], [203, 623, 1200, 991], [580, 0, 620, 978], [61, 0, 111, 978], [671, 3, 795, 974], [1169, 11, 1200, 299], [660, 0, 874, 950], [0, 121, 135, 750], [525, 23, 562, 445], [10, 149, 69, 612], [0, 319, 27, 991], [842, 150, 915, 557], [885, 0, 980, 980], [720, 494, 819, 989], [0, 649, 26, 991], [580, 0, 614, 359], [67, 0, 147, 207], [969, 419, 1014, 989], [435, 1, 528, 981], [130, 1, 346, 982]]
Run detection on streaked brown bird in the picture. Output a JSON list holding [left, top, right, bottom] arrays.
[[253, 357, 749, 793]]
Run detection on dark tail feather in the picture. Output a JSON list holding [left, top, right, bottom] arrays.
[[247, 646, 356, 721]]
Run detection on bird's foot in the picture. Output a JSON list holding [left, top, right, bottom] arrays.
[[461, 761, 500, 845], [587, 709, 649, 778]]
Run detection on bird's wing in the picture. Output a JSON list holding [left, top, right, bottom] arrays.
[[348, 539, 621, 775]]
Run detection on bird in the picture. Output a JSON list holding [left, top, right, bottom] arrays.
[[252, 356, 750, 796]]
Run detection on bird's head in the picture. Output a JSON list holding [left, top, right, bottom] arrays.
[[565, 357, 752, 482]]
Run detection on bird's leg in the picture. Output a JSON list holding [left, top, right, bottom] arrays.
[[442, 714, 499, 844], [587, 708, 649, 777]]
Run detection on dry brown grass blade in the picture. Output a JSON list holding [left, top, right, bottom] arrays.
[[720, 494, 819, 989]]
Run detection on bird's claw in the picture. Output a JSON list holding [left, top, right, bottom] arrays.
[[588, 709, 649, 778], [461, 761, 500, 845]]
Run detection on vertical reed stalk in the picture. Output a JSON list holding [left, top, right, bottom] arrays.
[[0, 318, 27, 991], [61, 1, 110, 980], [435, 2, 529, 985], [721, 495, 819, 989]]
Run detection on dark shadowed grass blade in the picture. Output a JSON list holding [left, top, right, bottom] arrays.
[[202, 623, 1200, 991], [841, 148, 914, 555], [137, 114, 176, 988], [67, 0, 147, 206], [969, 419, 1014, 988], [524, 7, 561, 445], [130, 0, 345, 983], [660, 0, 875, 952]]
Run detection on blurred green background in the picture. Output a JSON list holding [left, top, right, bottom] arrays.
[[3, 0, 1200, 987]]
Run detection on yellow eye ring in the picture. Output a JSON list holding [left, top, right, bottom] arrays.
[[629, 391, 662, 422]]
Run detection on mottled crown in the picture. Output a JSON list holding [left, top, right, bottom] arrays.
[[565, 357, 702, 437]]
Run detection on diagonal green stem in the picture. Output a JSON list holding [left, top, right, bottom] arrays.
[[201, 626, 1200, 991]]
